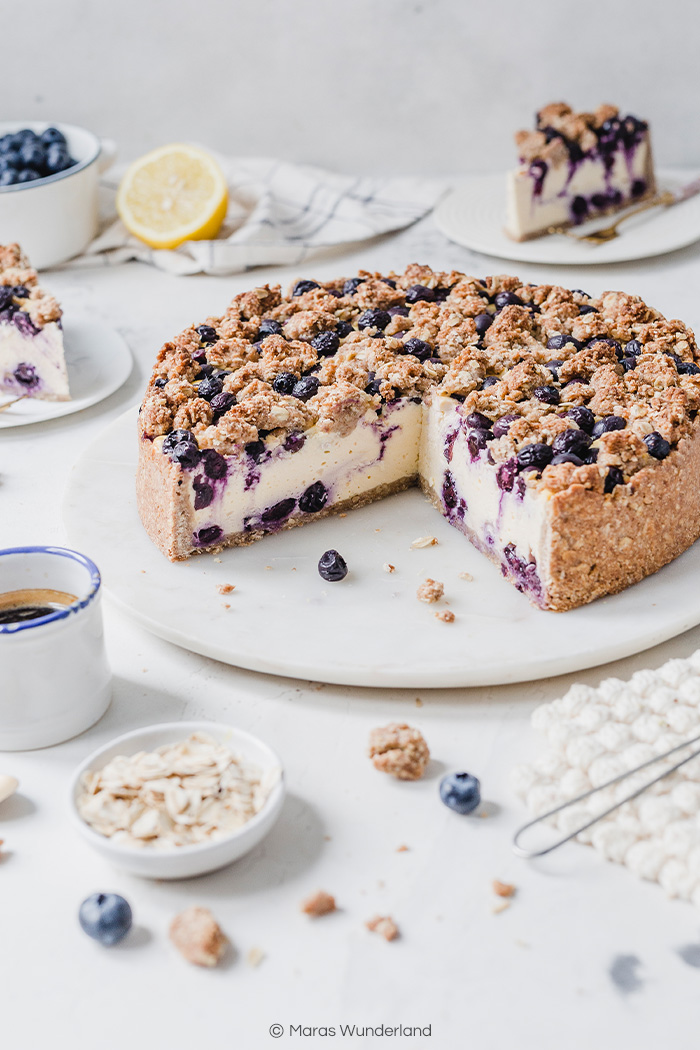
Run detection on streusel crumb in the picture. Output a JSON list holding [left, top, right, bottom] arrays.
[[417, 579, 444, 603], [169, 907, 227, 967], [301, 890, 337, 917], [435, 610, 455, 623], [493, 880, 516, 898], [366, 915, 400, 941], [368, 723, 430, 781], [217, 583, 235, 594]]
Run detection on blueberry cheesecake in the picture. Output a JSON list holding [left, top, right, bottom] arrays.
[[505, 103, 655, 241], [0, 243, 69, 401], [137, 265, 700, 611]]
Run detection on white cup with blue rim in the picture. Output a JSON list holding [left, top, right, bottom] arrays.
[[0, 547, 111, 750]]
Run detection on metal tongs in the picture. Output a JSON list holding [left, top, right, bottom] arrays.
[[513, 729, 700, 859]]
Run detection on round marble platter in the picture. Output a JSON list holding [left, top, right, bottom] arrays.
[[434, 168, 700, 266], [63, 407, 700, 688], [0, 317, 132, 428]]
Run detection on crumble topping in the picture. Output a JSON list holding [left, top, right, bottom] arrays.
[[514, 103, 649, 167], [169, 906, 227, 967], [368, 723, 430, 780], [366, 915, 400, 941], [417, 578, 444, 603], [0, 242, 62, 329], [435, 610, 455, 623], [493, 880, 516, 898], [140, 266, 698, 496], [301, 890, 337, 917]]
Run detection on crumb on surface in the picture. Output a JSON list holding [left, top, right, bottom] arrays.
[[383, 562, 396, 574], [458, 571, 473, 581], [222, 603, 231, 609], [301, 890, 337, 917], [417, 578, 444, 603], [169, 906, 227, 967], [493, 880, 516, 898], [396, 844, 409, 852], [368, 722, 430, 781], [247, 947, 265, 968], [410, 536, 438, 549], [492, 900, 511, 916], [217, 583, 235, 594], [415, 697, 423, 707], [435, 609, 455, 623], [366, 915, 400, 941]]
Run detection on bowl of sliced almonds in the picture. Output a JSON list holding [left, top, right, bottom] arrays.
[[69, 722, 285, 879]]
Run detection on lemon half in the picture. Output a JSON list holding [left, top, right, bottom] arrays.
[[116, 144, 228, 250]]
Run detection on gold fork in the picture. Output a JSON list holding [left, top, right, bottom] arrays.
[[0, 395, 27, 413], [548, 190, 676, 245]]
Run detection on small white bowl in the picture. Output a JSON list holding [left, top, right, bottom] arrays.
[[69, 721, 285, 880]]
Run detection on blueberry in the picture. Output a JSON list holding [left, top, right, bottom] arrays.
[[644, 432, 671, 459], [365, 378, 383, 397], [154, 376, 167, 387], [517, 442, 553, 472], [299, 481, 328, 513], [591, 415, 626, 439], [16, 170, 41, 183], [439, 772, 481, 815], [44, 143, 72, 174], [283, 432, 306, 453], [19, 141, 46, 171], [262, 498, 296, 522], [0, 169, 16, 186], [196, 324, 218, 344], [534, 385, 560, 405], [551, 452, 584, 466], [162, 428, 194, 453], [621, 356, 637, 373], [336, 320, 353, 338], [465, 411, 491, 430], [571, 196, 588, 218], [552, 429, 591, 456], [197, 525, 223, 546], [209, 391, 236, 415], [623, 339, 642, 357], [474, 312, 493, 336], [589, 336, 621, 357], [604, 467, 624, 493], [0, 135, 13, 154], [312, 330, 340, 357], [578, 304, 598, 315], [567, 406, 595, 433], [79, 893, 132, 946], [273, 372, 297, 395], [202, 449, 228, 479], [442, 469, 458, 508], [0, 286, 15, 310], [255, 318, 281, 340], [403, 337, 432, 362], [678, 361, 700, 376], [342, 277, 364, 296], [197, 375, 224, 401], [467, 428, 493, 457], [546, 360, 563, 376], [494, 290, 523, 310], [13, 285, 29, 298], [318, 549, 348, 582], [292, 279, 320, 296], [357, 308, 391, 331], [194, 477, 214, 510], [482, 376, 499, 388], [382, 277, 397, 289], [245, 439, 267, 463], [40, 126, 67, 148], [387, 305, 410, 318], [405, 284, 436, 304], [292, 375, 320, 401], [571, 289, 591, 299], [631, 179, 647, 198], [14, 311, 39, 336], [492, 414, 518, 438], [13, 362, 38, 387], [171, 441, 200, 469], [547, 334, 583, 351]]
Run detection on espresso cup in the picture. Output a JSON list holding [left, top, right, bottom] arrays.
[[0, 546, 111, 750]]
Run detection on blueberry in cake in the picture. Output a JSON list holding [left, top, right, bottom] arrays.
[[505, 103, 655, 241], [0, 244, 69, 400], [137, 265, 700, 611]]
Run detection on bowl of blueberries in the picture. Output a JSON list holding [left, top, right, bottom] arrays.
[[0, 122, 115, 268]]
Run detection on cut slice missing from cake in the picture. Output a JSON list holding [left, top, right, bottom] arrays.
[[505, 103, 656, 241], [0, 243, 69, 402], [137, 266, 700, 611]]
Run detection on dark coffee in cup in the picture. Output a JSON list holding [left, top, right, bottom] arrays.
[[0, 588, 78, 625]]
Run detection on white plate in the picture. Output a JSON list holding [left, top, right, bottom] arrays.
[[434, 168, 700, 266], [63, 407, 700, 689], [0, 317, 132, 428]]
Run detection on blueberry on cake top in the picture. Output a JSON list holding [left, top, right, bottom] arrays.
[[137, 265, 700, 611], [0, 243, 69, 401], [505, 103, 655, 241]]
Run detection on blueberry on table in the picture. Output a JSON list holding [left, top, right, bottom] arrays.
[[439, 772, 481, 815], [79, 893, 132, 946], [318, 549, 348, 582]]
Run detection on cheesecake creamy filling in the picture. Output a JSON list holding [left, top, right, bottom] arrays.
[[419, 395, 550, 603], [0, 321, 69, 401], [506, 141, 651, 239]]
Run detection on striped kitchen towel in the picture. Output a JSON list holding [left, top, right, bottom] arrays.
[[67, 157, 448, 276]]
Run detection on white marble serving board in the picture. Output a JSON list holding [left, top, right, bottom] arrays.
[[62, 406, 700, 688]]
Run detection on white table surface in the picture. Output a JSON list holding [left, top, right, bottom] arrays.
[[4, 218, 700, 1050]]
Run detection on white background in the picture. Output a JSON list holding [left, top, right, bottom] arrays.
[[5, 0, 700, 173]]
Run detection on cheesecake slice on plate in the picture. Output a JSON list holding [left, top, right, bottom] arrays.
[[505, 103, 656, 241], [137, 267, 700, 611], [0, 243, 70, 401]]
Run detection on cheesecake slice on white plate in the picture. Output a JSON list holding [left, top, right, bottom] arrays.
[[505, 102, 656, 241], [0, 243, 70, 401]]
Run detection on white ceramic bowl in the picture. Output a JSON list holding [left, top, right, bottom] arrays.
[[0, 121, 116, 268], [69, 721, 285, 879]]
